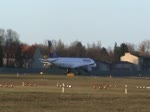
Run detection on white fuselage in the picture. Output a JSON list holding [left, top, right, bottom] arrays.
[[47, 57, 96, 70]]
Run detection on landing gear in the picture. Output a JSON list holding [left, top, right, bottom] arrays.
[[76, 71, 81, 75], [40, 67, 46, 75], [40, 63, 51, 75], [66, 69, 75, 77], [66, 69, 81, 75], [66, 69, 71, 74]]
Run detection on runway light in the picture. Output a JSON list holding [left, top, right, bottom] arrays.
[[104, 85, 106, 89], [40, 72, 43, 75], [10, 84, 13, 88], [109, 85, 112, 88], [69, 85, 72, 88], [140, 86, 142, 89], [93, 86, 96, 89], [57, 83, 59, 87]]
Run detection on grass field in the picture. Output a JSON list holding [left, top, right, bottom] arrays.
[[0, 74, 149, 112]]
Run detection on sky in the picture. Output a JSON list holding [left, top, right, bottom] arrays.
[[1, 0, 150, 47]]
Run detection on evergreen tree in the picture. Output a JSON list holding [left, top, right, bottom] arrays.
[[0, 46, 3, 67]]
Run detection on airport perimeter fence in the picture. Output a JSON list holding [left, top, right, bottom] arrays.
[[91, 69, 150, 77], [0, 67, 66, 75], [0, 67, 150, 77]]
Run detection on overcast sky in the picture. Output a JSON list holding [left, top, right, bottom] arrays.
[[1, 0, 150, 47]]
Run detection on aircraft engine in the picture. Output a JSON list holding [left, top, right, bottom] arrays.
[[83, 66, 92, 72], [43, 62, 52, 68], [40, 59, 52, 74]]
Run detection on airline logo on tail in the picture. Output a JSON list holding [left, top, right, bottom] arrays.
[[48, 41, 57, 58]]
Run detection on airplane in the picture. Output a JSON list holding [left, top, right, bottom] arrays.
[[40, 40, 96, 74]]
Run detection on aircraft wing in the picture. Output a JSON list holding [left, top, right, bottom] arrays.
[[71, 63, 96, 72], [71, 63, 94, 69], [39, 58, 58, 63], [39, 59, 49, 63]]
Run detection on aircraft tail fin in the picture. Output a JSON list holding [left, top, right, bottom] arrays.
[[48, 40, 57, 58]]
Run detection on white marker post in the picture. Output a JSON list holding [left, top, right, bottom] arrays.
[[62, 87, 65, 93], [61, 83, 65, 93], [146, 87, 150, 89], [22, 82, 25, 86], [125, 85, 127, 94], [17, 73, 19, 77]]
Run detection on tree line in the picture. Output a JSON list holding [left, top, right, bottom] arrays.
[[1, 28, 150, 68], [39, 39, 150, 62]]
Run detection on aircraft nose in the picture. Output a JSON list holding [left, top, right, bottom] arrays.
[[94, 63, 96, 67], [92, 63, 96, 67]]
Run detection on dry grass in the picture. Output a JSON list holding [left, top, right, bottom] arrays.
[[0, 74, 149, 112]]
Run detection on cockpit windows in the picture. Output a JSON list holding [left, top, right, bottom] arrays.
[[83, 59, 91, 62]]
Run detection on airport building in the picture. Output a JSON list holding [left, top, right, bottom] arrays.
[[121, 53, 150, 71]]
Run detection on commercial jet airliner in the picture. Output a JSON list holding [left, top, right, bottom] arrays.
[[40, 41, 96, 74]]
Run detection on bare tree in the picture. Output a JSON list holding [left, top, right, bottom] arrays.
[[38, 44, 49, 58], [126, 43, 135, 53], [0, 29, 5, 67], [68, 41, 86, 57], [0, 29, 5, 46], [55, 39, 66, 57], [139, 40, 150, 56], [4, 29, 20, 67]]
